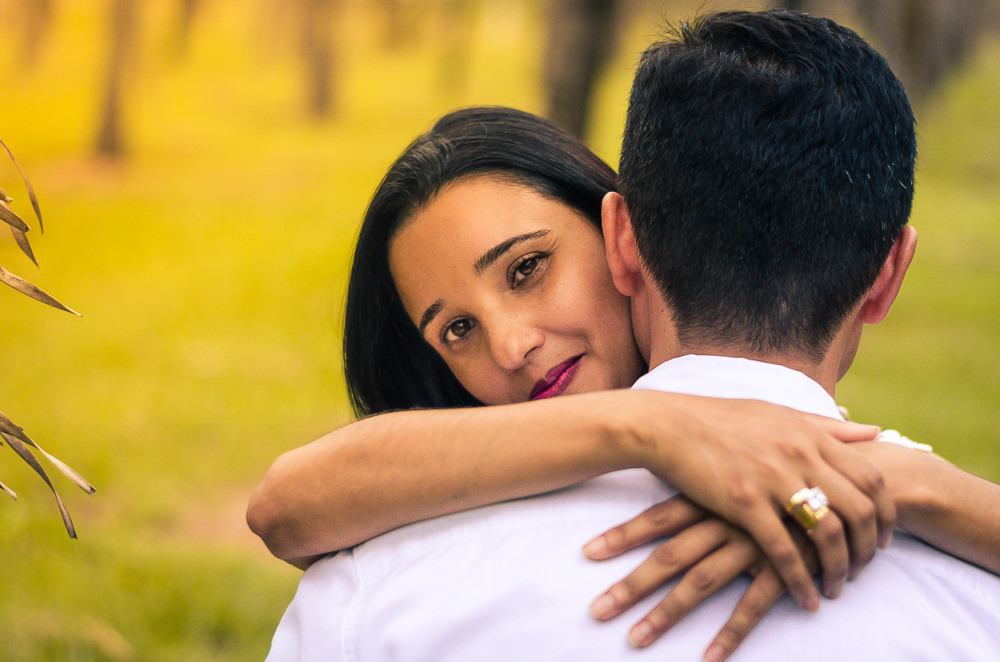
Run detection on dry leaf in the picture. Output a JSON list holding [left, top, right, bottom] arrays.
[[2, 432, 77, 538], [0, 138, 43, 232], [0, 199, 31, 232], [10, 225, 38, 266], [0, 264, 80, 315], [0, 409, 94, 494], [19, 435, 95, 495], [0, 409, 31, 442]]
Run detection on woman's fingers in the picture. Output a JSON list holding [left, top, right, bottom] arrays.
[[589, 517, 730, 621], [788, 435, 895, 595], [797, 503, 849, 599], [625, 534, 760, 648], [815, 415, 881, 443], [819, 439, 897, 562], [799, 470, 878, 595], [731, 504, 820, 611], [742, 421, 891, 602], [702, 565, 785, 662], [583, 495, 706, 560]]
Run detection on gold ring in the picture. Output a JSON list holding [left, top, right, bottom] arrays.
[[785, 487, 830, 530]]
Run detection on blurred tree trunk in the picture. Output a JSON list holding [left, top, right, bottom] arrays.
[[300, 0, 337, 117], [543, 0, 618, 138], [18, 0, 55, 69], [774, 0, 991, 102], [380, 0, 422, 50], [436, 0, 475, 92], [173, 0, 200, 57], [860, 0, 985, 101], [96, 0, 137, 159]]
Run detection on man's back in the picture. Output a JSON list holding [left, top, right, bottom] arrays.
[[268, 358, 1000, 661]]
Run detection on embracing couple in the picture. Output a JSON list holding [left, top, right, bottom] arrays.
[[249, 9, 1000, 661]]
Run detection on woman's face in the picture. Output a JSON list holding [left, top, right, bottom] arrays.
[[389, 176, 644, 406]]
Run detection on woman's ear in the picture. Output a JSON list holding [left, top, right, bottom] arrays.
[[601, 192, 643, 297], [860, 225, 918, 324]]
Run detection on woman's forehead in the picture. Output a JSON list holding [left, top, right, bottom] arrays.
[[392, 177, 595, 258]]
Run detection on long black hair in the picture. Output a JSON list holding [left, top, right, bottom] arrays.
[[343, 106, 618, 416]]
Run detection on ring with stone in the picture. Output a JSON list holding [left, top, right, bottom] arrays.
[[785, 486, 830, 530]]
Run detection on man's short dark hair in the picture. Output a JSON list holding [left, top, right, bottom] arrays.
[[619, 9, 916, 360]]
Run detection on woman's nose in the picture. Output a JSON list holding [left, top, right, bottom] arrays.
[[487, 318, 544, 372]]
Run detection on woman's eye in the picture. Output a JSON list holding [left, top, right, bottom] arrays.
[[443, 318, 475, 343], [510, 254, 547, 287]]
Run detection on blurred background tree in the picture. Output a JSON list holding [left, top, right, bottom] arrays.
[[0, 1, 996, 659], [782, 0, 1000, 100]]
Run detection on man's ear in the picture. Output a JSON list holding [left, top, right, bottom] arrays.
[[601, 192, 643, 296], [859, 226, 918, 324]]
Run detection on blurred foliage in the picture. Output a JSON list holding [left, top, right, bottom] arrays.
[[0, 0, 996, 659]]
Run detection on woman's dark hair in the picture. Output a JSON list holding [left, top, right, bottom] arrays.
[[343, 106, 618, 416]]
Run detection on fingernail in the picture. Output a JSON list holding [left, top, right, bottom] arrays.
[[802, 591, 820, 612], [628, 621, 653, 647], [824, 580, 843, 599], [879, 530, 894, 550], [582, 536, 607, 558], [590, 594, 616, 620], [704, 643, 726, 662]]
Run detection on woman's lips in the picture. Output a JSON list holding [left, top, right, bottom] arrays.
[[530, 355, 583, 400]]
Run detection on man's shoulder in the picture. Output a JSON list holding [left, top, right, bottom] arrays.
[[348, 469, 674, 577]]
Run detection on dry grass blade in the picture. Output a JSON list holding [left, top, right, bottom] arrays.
[[2, 432, 77, 537], [0, 431, 17, 499], [0, 410, 94, 494], [0, 264, 80, 315], [0, 199, 31, 232], [20, 437, 94, 495], [2, 198, 38, 264], [0, 138, 43, 232], [0, 409, 32, 443], [11, 226, 39, 266], [0, 185, 12, 202]]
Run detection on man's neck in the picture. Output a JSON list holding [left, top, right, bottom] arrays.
[[636, 283, 862, 399], [649, 344, 839, 396]]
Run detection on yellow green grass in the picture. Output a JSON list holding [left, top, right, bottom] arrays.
[[0, 2, 997, 659]]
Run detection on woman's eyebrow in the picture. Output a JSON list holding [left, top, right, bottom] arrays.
[[473, 230, 550, 275], [418, 299, 445, 336]]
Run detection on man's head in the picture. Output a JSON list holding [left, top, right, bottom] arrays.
[[609, 10, 916, 367]]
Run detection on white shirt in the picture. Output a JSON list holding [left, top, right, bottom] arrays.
[[267, 355, 1000, 661]]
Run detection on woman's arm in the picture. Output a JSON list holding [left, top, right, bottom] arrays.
[[247, 390, 890, 605], [249, 392, 644, 565], [852, 440, 1000, 575]]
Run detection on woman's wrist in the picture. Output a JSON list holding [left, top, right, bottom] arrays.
[[851, 441, 948, 528], [599, 390, 688, 476]]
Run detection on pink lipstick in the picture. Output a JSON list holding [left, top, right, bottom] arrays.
[[530, 355, 583, 400]]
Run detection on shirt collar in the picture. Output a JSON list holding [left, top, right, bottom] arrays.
[[632, 354, 843, 420]]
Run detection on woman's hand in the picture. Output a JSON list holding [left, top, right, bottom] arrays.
[[584, 495, 812, 661], [625, 393, 893, 611]]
